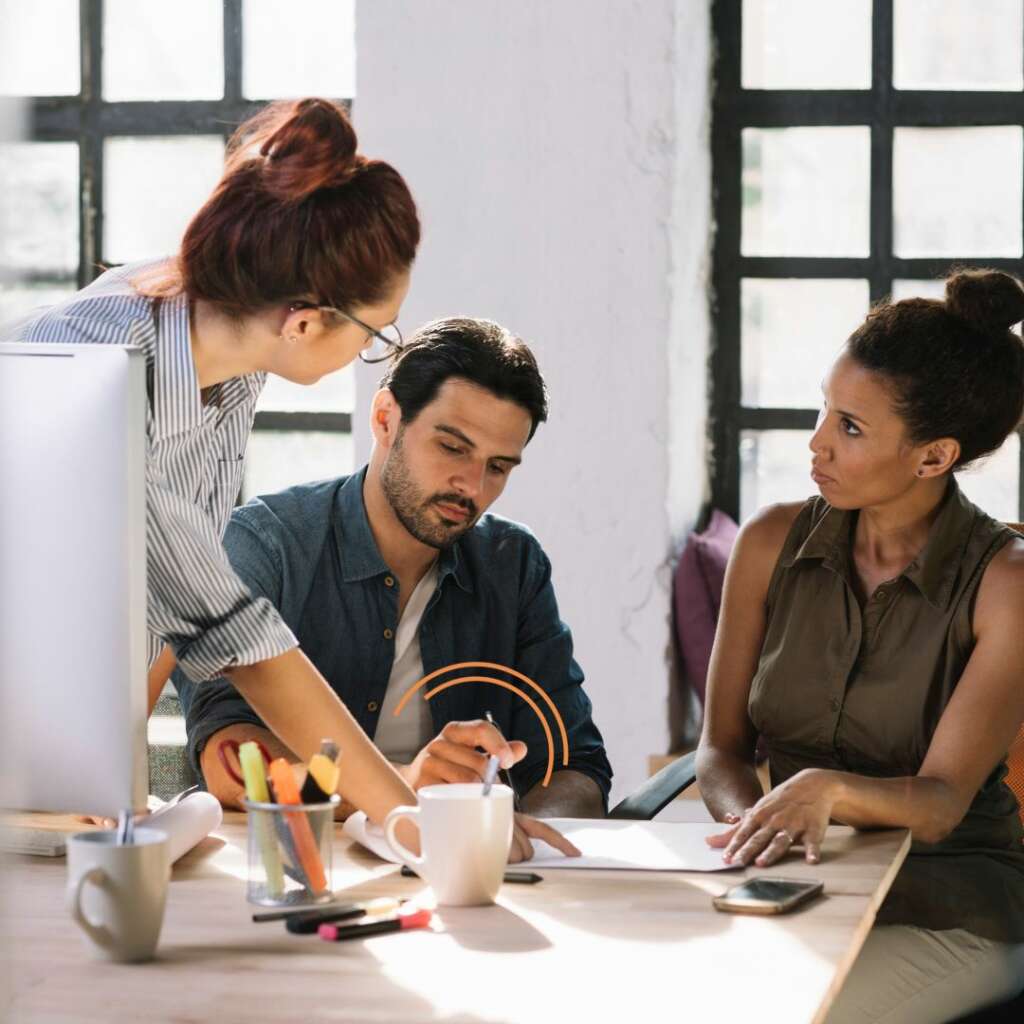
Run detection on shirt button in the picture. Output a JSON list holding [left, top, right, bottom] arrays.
[[367, 701, 379, 713], [383, 628, 394, 640], [829, 698, 840, 711], [875, 588, 888, 601], [384, 576, 395, 588]]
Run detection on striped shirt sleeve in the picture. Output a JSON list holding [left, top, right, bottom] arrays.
[[145, 457, 298, 682], [7, 262, 299, 683]]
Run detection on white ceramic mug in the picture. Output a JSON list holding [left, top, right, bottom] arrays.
[[384, 784, 514, 906], [65, 827, 170, 962]]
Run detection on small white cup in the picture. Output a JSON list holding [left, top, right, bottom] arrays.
[[65, 827, 170, 962], [384, 784, 513, 906]]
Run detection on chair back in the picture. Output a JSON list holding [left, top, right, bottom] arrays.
[[1003, 523, 1024, 830]]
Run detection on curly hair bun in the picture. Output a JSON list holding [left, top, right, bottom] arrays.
[[226, 97, 364, 204], [945, 268, 1024, 334]]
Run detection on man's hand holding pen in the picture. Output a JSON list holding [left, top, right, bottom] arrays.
[[402, 719, 524, 790]]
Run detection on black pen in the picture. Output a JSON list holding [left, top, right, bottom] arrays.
[[252, 896, 401, 925], [285, 897, 401, 934], [400, 865, 541, 885], [484, 710, 521, 809]]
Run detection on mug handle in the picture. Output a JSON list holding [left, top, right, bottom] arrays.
[[383, 805, 425, 869], [68, 866, 114, 949]]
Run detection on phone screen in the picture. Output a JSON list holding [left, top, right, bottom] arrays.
[[713, 876, 823, 914], [726, 879, 818, 903]]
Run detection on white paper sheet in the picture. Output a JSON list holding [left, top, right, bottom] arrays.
[[528, 818, 736, 872], [343, 811, 400, 863], [343, 812, 736, 873]]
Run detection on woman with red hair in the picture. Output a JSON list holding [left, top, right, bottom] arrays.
[[6, 98, 559, 850]]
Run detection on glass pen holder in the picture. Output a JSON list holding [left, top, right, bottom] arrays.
[[242, 796, 339, 907]]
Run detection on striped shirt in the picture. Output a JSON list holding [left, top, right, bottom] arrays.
[[3, 260, 298, 682]]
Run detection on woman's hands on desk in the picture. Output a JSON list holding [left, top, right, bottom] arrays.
[[706, 768, 838, 867]]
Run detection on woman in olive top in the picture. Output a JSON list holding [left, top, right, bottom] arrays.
[[7, 97, 573, 860], [697, 269, 1024, 1022]]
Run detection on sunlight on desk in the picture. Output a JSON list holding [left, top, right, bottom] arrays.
[[5, 817, 909, 1024]]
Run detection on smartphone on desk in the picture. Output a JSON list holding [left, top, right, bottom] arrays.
[[712, 877, 823, 915]]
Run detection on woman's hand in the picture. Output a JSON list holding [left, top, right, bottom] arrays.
[[706, 768, 838, 867], [508, 813, 581, 864]]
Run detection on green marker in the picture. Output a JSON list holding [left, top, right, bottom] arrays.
[[239, 740, 285, 898]]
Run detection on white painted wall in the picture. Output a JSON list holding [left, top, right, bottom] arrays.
[[354, 1, 711, 801]]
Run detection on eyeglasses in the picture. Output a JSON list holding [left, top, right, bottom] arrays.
[[289, 303, 404, 364]]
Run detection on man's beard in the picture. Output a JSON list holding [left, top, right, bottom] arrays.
[[379, 431, 478, 549]]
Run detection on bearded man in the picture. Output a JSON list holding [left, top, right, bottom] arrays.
[[178, 317, 611, 845]]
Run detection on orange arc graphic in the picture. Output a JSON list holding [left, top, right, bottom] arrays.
[[392, 661, 570, 788], [423, 677, 556, 787]]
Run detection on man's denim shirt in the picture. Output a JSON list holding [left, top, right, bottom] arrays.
[[175, 467, 612, 807]]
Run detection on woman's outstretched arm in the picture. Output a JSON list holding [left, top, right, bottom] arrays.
[[696, 503, 801, 821]]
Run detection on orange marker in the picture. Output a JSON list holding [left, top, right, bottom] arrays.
[[268, 758, 328, 895]]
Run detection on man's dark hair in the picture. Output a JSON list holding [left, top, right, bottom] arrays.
[[378, 317, 548, 440]]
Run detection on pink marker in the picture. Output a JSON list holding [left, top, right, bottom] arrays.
[[318, 908, 432, 942]]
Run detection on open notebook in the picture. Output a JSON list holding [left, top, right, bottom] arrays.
[[1, 791, 222, 861], [343, 812, 737, 873]]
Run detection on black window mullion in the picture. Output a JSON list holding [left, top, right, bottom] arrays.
[[740, 257, 870, 278], [79, 0, 104, 286], [709, 0, 743, 519], [223, 0, 243, 105], [739, 409, 820, 431], [869, 0, 894, 305], [252, 412, 352, 433]]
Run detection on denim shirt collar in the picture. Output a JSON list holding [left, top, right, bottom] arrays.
[[332, 467, 474, 593]]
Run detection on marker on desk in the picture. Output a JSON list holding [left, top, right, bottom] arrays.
[[253, 899, 393, 924], [484, 711, 520, 809], [285, 897, 400, 934], [269, 758, 328, 895], [239, 741, 285, 898], [318, 908, 432, 942], [400, 865, 541, 885]]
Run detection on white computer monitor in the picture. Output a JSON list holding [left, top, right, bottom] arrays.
[[0, 342, 148, 815]]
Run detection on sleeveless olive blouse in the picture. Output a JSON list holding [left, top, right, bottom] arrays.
[[749, 481, 1024, 942]]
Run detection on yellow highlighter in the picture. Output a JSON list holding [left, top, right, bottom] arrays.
[[239, 740, 285, 898]]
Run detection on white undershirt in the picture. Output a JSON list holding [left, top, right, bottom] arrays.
[[373, 564, 439, 764]]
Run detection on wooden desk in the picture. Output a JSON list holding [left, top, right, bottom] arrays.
[[2, 815, 909, 1024]]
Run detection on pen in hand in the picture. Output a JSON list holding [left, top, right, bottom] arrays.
[[485, 710, 521, 809], [481, 754, 500, 797]]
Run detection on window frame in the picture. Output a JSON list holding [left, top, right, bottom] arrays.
[[709, 0, 1024, 521], [24, 0, 352, 444]]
